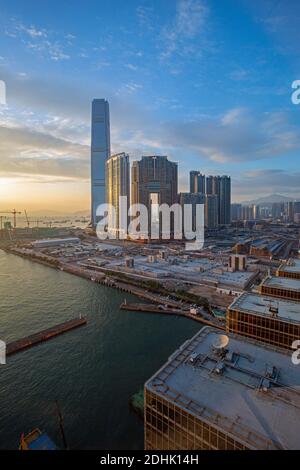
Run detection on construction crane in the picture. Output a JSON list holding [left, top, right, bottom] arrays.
[[24, 209, 31, 231], [0, 209, 22, 229], [0, 215, 7, 231], [32, 220, 43, 228]]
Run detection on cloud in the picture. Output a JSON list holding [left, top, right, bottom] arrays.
[[160, 0, 208, 61], [5, 19, 71, 61], [233, 169, 300, 200], [0, 124, 89, 181], [160, 108, 300, 163]]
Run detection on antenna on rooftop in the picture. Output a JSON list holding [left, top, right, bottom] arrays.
[[212, 334, 229, 352]]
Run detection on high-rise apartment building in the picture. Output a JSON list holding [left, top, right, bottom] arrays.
[[144, 327, 300, 450], [205, 194, 218, 229], [91, 99, 110, 227], [179, 192, 205, 234], [189, 171, 205, 194], [231, 203, 242, 221], [219, 175, 231, 224], [106, 152, 130, 239], [205, 175, 231, 225], [131, 156, 178, 238]]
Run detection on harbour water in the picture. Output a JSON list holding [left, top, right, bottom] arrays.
[[0, 250, 200, 449]]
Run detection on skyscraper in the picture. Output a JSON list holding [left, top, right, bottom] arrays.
[[205, 175, 231, 224], [91, 99, 110, 227], [131, 156, 178, 238], [189, 171, 205, 194], [179, 192, 205, 233], [106, 152, 130, 239], [205, 194, 218, 228], [219, 175, 231, 224]]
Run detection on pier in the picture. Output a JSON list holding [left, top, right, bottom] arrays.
[[120, 302, 225, 330], [6, 317, 87, 356]]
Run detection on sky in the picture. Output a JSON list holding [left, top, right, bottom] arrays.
[[0, 0, 300, 212]]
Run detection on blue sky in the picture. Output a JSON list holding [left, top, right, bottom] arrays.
[[0, 0, 299, 210]]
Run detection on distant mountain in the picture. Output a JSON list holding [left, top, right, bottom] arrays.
[[240, 194, 300, 205]]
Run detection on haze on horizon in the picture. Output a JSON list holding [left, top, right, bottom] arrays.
[[0, 0, 300, 212]]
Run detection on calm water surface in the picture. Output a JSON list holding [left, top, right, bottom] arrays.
[[0, 250, 200, 449]]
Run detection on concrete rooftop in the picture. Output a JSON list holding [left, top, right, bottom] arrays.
[[146, 327, 300, 450]]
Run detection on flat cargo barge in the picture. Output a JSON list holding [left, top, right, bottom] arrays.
[[6, 317, 87, 356]]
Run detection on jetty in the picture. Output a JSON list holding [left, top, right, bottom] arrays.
[[120, 302, 225, 330], [6, 317, 87, 356]]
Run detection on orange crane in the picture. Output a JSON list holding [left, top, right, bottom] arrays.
[[0, 209, 21, 229]]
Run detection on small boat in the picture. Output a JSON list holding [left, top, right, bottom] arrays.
[[19, 429, 57, 450]]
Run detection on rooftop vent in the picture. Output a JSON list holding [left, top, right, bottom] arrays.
[[269, 303, 279, 317], [215, 361, 226, 375]]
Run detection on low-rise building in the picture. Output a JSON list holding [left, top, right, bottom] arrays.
[[227, 292, 300, 349], [145, 327, 300, 450], [259, 276, 300, 302], [277, 258, 300, 280]]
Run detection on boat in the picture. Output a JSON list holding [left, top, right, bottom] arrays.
[[19, 429, 57, 450]]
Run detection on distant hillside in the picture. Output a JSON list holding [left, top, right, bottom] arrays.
[[240, 194, 299, 205]]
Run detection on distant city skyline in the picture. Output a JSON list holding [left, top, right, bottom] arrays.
[[0, 0, 300, 211]]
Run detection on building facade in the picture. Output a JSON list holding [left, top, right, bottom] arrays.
[[131, 156, 178, 238], [227, 292, 300, 350], [189, 171, 205, 194], [277, 259, 300, 280], [259, 276, 300, 302], [205, 175, 231, 225], [106, 152, 130, 238], [91, 99, 111, 226], [205, 194, 218, 229], [179, 192, 205, 234], [145, 327, 300, 450]]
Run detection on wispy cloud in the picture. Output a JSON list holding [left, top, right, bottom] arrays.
[[160, 0, 208, 61], [5, 19, 71, 61]]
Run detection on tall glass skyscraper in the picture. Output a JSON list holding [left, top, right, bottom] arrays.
[[106, 152, 130, 239], [91, 99, 110, 226]]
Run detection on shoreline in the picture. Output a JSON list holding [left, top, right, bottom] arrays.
[[1, 247, 224, 329]]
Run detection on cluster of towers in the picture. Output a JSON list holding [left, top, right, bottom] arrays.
[[91, 99, 231, 236]]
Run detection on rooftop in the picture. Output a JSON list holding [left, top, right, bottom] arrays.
[[229, 292, 300, 323], [278, 258, 300, 274], [262, 276, 300, 293], [146, 327, 300, 450]]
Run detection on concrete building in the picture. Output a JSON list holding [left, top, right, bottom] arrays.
[[179, 192, 204, 234], [219, 175, 231, 225], [145, 327, 300, 450], [231, 203, 242, 221], [205, 194, 218, 229], [277, 258, 300, 280], [91, 99, 110, 226], [259, 276, 300, 302], [32, 238, 80, 248], [189, 171, 205, 194], [206, 175, 231, 225], [131, 156, 178, 239], [229, 254, 246, 272], [227, 292, 300, 349], [106, 152, 130, 239]]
